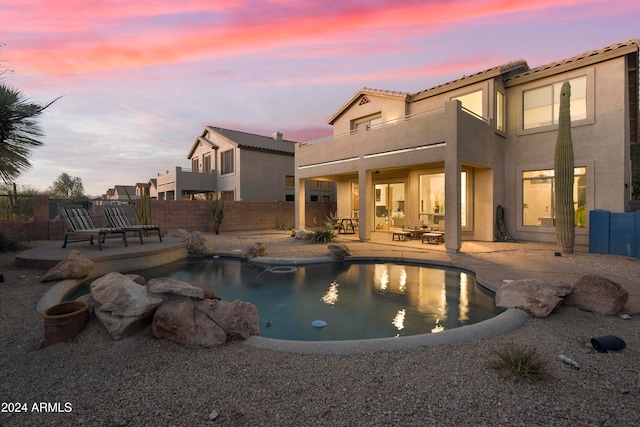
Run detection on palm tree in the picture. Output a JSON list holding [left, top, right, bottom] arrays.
[[0, 83, 60, 183]]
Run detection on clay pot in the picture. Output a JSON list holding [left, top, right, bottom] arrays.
[[42, 300, 90, 346]]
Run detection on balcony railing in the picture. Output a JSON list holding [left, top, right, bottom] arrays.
[[300, 104, 488, 147]]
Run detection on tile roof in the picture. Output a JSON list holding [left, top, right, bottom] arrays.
[[207, 126, 297, 154], [505, 38, 640, 85]]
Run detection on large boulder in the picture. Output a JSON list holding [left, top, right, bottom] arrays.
[[182, 231, 214, 254], [152, 297, 227, 347], [147, 277, 205, 299], [241, 242, 268, 259], [90, 272, 163, 339], [564, 275, 628, 316], [495, 278, 572, 318], [328, 243, 350, 261], [40, 249, 95, 282], [152, 297, 260, 347], [207, 299, 260, 340]]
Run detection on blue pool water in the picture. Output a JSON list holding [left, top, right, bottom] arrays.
[[144, 258, 503, 341]]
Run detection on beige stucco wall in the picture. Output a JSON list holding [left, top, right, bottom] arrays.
[[240, 149, 294, 201]]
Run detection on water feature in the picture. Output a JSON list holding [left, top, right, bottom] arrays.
[[68, 257, 502, 341]]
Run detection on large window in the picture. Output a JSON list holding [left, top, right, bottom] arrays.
[[221, 149, 234, 175], [418, 172, 468, 227], [522, 167, 587, 227], [452, 89, 483, 118], [523, 76, 587, 129], [203, 154, 211, 173], [191, 158, 199, 172]]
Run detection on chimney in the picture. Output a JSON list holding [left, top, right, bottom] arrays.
[[272, 131, 283, 142]]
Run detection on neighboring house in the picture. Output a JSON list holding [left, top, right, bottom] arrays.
[[98, 185, 137, 205], [295, 39, 639, 253], [157, 126, 336, 202]]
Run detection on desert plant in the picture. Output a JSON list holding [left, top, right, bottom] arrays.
[[125, 185, 152, 230], [488, 343, 548, 382], [554, 81, 575, 254], [210, 196, 224, 234], [0, 230, 23, 252], [306, 215, 337, 244]]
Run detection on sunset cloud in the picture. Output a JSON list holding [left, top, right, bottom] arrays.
[[1, 0, 638, 195]]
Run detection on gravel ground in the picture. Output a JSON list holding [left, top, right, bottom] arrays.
[[1, 234, 639, 426]]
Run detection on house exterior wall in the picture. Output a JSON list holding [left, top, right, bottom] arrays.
[[295, 40, 638, 250], [239, 148, 294, 201], [503, 57, 631, 242]]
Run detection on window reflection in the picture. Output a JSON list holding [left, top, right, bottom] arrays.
[[321, 281, 339, 305]]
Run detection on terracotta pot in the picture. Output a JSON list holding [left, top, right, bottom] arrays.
[[42, 300, 90, 346]]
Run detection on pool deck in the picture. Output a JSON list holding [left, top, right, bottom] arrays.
[[16, 230, 640, 354]]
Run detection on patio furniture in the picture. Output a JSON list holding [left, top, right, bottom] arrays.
[[105, 207, 162, 244], [62, 208, 128, 251], [392, 231, 411, 241], [421, 232, 443, 244]]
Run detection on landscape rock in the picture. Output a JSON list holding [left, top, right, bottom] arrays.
[[146, 277, 205, 299], [241, 242, 268, 259], [496, 278, 572, 317], [182, 231, 214, 254], [40, 249, 95, 282], [565, 274, 629, 316], [90, 272, 163, 339], [152, 296, 260, 347], [206, 299, 260, 340], [328, 243, 351, 261], [295, 229, 310, 240]]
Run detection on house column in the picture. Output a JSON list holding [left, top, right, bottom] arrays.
[[358, 169, 372, 241], [295, 178, 306, 230], [444, 100, 462, 253]]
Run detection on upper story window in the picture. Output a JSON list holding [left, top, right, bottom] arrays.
[[452, 89, 483, 118], [285, 175, 294, 187], [221, 149, 234, 175], [203, 154, 212, 173], [496, 90, 505, 132], [523, 76, 587, 129], [352, 114, 382, 132], [191, 158, 200, 172]]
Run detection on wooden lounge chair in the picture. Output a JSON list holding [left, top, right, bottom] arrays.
[[105, 207, 162, 244], [62, 208, 128, 251]]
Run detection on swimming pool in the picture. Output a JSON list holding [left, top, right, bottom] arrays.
[[118, 257, 503, 341]]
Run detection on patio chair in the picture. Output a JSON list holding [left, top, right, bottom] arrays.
[[104, 207, 162, 244], [62, 208, 128, 251]]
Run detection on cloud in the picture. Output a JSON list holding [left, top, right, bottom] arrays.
[[4, 0, 625, 75]]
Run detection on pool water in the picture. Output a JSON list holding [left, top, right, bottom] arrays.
[[153, 258, 502, 341]]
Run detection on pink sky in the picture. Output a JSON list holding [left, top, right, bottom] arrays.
[[1, 0, 639, 196]]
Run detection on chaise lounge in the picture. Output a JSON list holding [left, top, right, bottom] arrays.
[[105, 207, 162, 244], [62, 208, 128, 251]]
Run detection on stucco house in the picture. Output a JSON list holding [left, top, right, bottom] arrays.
[[295, 39, 639, 253], [157, 126, 336, 202]]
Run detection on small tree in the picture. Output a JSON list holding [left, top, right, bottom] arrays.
[[554, 81, 575, 254], [209, 195, 224, 234], [48, 172, 85, 199]]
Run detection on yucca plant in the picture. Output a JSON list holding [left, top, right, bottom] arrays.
[[488, 343, 548, 382], [307, 215, 337, 244]]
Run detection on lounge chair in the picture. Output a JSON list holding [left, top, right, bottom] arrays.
[[104, 207, 162, 244], [62, 208, 128, 250]]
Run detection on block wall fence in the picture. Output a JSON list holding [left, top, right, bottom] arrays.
[[0, 196, 336, 241]]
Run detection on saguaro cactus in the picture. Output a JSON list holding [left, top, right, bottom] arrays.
[[554, 81, 575, 254]]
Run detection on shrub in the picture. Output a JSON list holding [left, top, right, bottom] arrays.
[[0, 231, 23, 252], [306, 216, 337, 244], [488, 343, 548, 382]]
